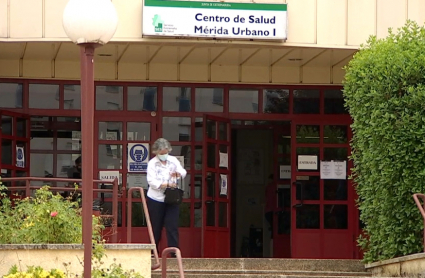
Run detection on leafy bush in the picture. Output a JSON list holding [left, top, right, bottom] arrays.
[[343, 21, 425, 263], [5, 265, 66, 278], [0, 183, 91, 244]]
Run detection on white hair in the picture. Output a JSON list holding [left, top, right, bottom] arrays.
[[152, 138, 172, 154]]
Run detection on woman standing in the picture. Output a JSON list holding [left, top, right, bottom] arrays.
[[146, 138, 187, 255]]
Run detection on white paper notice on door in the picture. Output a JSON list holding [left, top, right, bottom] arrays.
[[320, 160, 346, 180], [219, 152, 228, 168], [279, 165, 291, 179], [220, 174, 228, 195], [298, 155, 318, 170]]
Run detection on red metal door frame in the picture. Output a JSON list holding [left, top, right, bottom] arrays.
[[202, 114, 231, 258]]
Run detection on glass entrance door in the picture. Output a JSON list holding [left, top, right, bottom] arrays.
[[95, 115, 158, 242], [202, 115, 231, 258], [0, 110, 30, 187], [291, 121, 354, 258]]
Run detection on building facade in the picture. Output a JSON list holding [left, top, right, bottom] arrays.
[[0, 0, 424, 259]]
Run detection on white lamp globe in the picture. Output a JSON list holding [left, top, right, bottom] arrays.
[[63, 0, 118, 45]]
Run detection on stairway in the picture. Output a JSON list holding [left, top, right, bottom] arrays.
[[151, 258, 378, 278]]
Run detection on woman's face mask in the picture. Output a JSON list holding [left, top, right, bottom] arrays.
[[157, 153, 168, 161]]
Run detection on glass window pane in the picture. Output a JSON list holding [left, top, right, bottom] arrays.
[[219, 202, 227, 227], [163, 87, 191, 112], [194, 146, 203, 170], [324, 205, 348, 229], [128, 86, 157, 111], [64, 85, 81, 110], [195, 118, 203, 142], [29, 84, 59, 109], [195, 88, 223, 112], [96, 86, 123, 110], [263, 89, 289, 114], [131, 202, 147, 227], [277, 210, 290, 234], [2, 139, 12, 165], [30, 153, 53, 177], [229, 89, 258, 113], [194, 202, 202, 227], [1, 116, 12, 135], [206, 201, 215, 226], [206, 172, 215, 198], [296, 125, 320, 144], [56, 154, 76, 178], [206, 119, 216, 139], [99, 122, 122, 141], [218, 122, 227, 141], [296, 204, 320, 229], [0, 83, 22, 108], [207, 144, 216, 168], [278, 135, 291, 155], [293, 89, 320, 114], [295, 176, 320, 201], [30, 130, 54, 150], [17, 118, 26, 137], [98, 144, 122, 169], [127, 122, 150, 141], [323, 148, 348, 161], [57, 130, 81, 151], [162, 117, 191, 142], [194, 175, 202, 199], [171, 145, 191, 170], [324, 180, 347, 200], [181, 174, 191, 199], [324, 125, 348, 144], [179, 203, 191, 227], [324, 89, 348, 114]]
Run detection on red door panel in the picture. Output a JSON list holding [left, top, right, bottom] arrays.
[[202, 115, 231, 258]]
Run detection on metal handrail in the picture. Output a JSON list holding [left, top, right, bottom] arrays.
[[127, 187, 185, 277], [413, 193, 425, 251], [0, 176, 119, 243]]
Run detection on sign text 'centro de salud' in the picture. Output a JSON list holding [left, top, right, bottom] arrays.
[[142, 0, 287, 40]]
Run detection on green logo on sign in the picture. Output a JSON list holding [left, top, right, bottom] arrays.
[[152, 15, 164, 32]]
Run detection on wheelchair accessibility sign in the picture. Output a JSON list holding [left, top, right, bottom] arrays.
[[127, 143, 149, 172]]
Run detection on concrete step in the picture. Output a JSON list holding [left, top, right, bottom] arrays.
[[152, 274, 375, 278], [153, 258, 367, 272]]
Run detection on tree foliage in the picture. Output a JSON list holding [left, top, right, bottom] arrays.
[[343, 21, 425, 263]]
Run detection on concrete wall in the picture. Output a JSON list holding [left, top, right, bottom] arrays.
[[0, 244, 153, 277], [1, 0, 425, 46]]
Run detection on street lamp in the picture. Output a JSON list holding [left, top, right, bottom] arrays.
[[62, 1, 118, 277]]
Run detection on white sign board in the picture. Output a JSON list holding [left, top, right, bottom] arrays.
[[279, 165, 291, 179], [320, 161, 347, 180], [219, 152, 228, 168], [298, 155, 318, 170], [99, 171, 121, 183], [142, 0, 288, 40], [127, 143, 150, 172]]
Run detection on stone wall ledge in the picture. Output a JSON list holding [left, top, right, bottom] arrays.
[[365, 253, 425, 269], [0, 243, 155, 250]]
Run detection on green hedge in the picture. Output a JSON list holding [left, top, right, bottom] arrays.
[[343, 21, 425, 263]]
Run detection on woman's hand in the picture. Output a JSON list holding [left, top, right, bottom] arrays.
[[160, 183, 168, 189], [170, 172, 181, 178], [168, 183, 177, 188]]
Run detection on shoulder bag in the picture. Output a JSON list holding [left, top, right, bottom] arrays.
[[164, 178, 183, 205]]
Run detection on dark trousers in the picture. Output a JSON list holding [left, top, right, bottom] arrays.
[[147, 197, 180, 251]]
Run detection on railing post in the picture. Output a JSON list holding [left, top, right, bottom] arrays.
[[413, 194, 425, 252], [127, 188, 133, 243], [112, 178, 118, 243]]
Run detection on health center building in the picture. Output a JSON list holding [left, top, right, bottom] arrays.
[[0, 0, 424, 259]]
